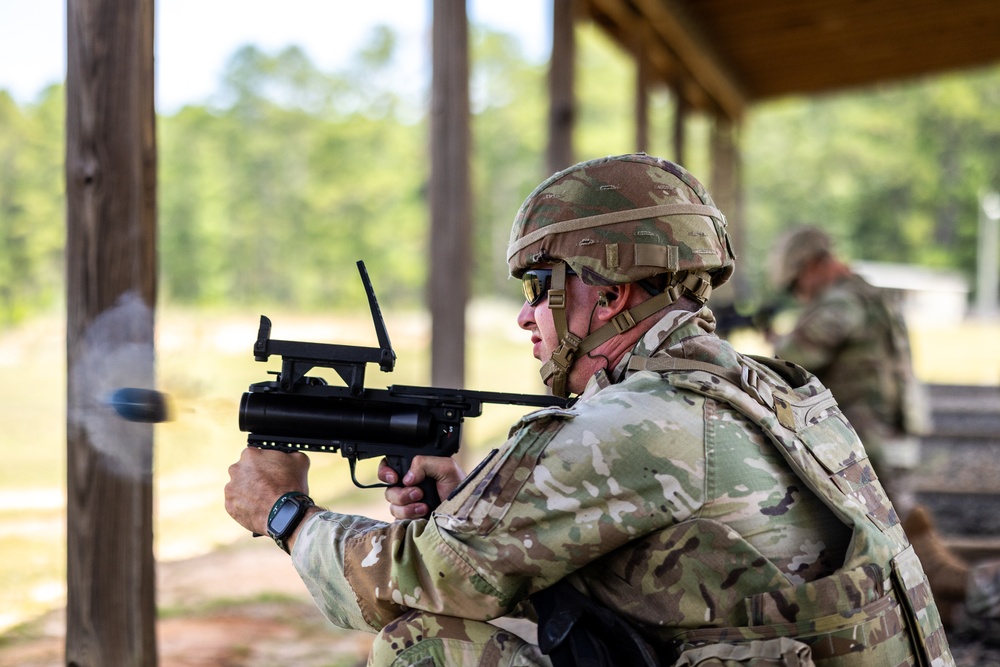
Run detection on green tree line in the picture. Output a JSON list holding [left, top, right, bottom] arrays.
[[0, 84, 64, 323], [2, 23, 999, 325]]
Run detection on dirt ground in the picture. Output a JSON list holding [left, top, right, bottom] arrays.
[[2, 536, 998, 667], [0, 537, 375, 667]]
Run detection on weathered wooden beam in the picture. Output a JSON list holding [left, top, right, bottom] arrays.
[[586, 0, 669, 81], [709, 117, 747, 300], [547, 0, 576, 173], [429, 0, 471, 390], [625, 0, 747, 120], [634, 27, 650, 152], [672, 82, 687, 166], [65, 0, 158, 664]]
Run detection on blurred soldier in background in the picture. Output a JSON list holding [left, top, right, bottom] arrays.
[[769, 226, 926, 502], [768, 226, 977, 628]]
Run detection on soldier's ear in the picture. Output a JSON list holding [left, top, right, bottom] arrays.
[[593, 283, 631, 321]]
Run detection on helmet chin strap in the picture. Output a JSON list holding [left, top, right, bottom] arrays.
[[539, 266, 715, 398], [539, 263, 577, 398]]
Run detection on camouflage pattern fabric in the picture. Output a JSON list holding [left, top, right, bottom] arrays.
[[670, 637, 815, 666], [289, 306, 951, 665], [772, 273, 924, 476], [506, 153, 735, 289], [367, 611, 550, 667], [610, 323, 952, 665], [962, 560, 1000, 643]]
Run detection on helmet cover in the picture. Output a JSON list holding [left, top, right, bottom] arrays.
[[507, 153, 735, 289], [769, 225, 833, 290]]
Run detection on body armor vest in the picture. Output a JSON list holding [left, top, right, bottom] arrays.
[[578, 337, 954, 666]]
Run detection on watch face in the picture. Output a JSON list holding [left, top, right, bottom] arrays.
[[270, 499, 301, 535]]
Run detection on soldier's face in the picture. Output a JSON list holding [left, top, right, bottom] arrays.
[[517, 295, 558, 364], [792, 260, 824, 302], [517, 270, 601, 391]]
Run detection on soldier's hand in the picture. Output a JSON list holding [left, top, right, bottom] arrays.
[[226, 447, 311, 535], [379, 455, 465, 520]]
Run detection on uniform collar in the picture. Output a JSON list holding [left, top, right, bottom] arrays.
[[609, 305, 718, 383], [576, 305, 719, 398]]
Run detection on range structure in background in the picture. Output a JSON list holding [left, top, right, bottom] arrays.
[[429, 0, 471, 392], [977, 191, 1000, 319], [547, 0, 576, 172], [65, 0, 158, 664]]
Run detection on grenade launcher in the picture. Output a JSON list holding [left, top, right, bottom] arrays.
[[238, 260, 568, 508]]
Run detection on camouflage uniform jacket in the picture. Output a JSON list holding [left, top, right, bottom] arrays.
[[772, 273, 922, 455], [291, 307, 951, 665]]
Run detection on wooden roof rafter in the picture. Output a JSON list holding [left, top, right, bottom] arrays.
[[582, 0, 748, 121], [580, 0, 1000, 120]]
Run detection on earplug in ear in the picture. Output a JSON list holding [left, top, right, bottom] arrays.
[[597, 292, 609, 307]]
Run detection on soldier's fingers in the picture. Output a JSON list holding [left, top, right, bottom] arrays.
[[377, 458, 398, 485]]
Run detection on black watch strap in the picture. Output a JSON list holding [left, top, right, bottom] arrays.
[[266, 491, 314, 554]]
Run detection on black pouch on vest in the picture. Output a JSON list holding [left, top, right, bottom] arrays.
[[532, 579, 659, 667]]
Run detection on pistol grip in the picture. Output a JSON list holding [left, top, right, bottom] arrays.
[[387, 455, 441, 512], [416, 475, 441, 511]]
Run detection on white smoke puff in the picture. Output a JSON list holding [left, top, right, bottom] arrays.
[[67, 292, 156, 480]]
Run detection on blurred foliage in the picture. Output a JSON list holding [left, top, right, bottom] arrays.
[[1, 22, 1000, 325], [0, 86, 64, 324], [742, 68, 1000, 297]]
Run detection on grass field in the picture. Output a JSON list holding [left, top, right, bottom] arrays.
[[0, 301, 545, 633], [0, 302, 997, 635]]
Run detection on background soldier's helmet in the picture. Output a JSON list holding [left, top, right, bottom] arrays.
[[769, 225, 834, 291], [507, 153, 736, 296]]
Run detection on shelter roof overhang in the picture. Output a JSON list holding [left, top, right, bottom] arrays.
[[581, 0, 1000, 121]]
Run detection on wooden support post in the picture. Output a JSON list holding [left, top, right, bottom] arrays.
[[429, 0, 471, 390], [635, 32, 649, 153], [672, 80, 687, 165], [710, 115, 747, 301], [547, 0, 576, 173], [65, 0, 158, 664]]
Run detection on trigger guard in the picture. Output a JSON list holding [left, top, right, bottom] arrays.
[[348, 458, 391, 490]]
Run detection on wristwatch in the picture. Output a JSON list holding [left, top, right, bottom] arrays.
[[266, 491, 314, 554]]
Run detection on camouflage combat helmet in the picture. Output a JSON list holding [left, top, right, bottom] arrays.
[[507, 153, 736, 396], [769, 225, 833, 291], [508, 153, 735, 287]]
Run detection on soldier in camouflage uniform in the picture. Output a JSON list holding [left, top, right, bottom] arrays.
[[226, 154, 954, 666], [768, 226, 999, 635], [768, 226, 925, 497]]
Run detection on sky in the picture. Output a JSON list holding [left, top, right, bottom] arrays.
[[0, 0, 551, 113]]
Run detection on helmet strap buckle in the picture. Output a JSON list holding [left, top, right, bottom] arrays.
[[550, 332, 583, 370], [611, 311, 637, 334], [542, 331, 582, 399], [681, 271, 713, 303]]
